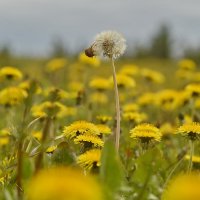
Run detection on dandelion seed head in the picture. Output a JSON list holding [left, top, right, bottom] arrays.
[[87, 31, 126, 59]]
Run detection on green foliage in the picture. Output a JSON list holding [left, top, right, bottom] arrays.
[[100, 140, 124, 200]]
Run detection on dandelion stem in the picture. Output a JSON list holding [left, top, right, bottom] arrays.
[[35, 117, 51, 173], [188, 140, 194, 173], [111, 57, 120, 153], [163, 156, 184, 189]]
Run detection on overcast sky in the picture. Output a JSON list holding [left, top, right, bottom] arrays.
[[0, 0, 200, 55]]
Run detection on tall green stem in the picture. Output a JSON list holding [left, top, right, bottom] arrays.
[[188, 140, 194, 173], [111, 58, 120, 153]]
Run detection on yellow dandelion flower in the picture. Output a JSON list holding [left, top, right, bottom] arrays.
[[32, 131, 42, 141], [74, 134, 104, 147], [63, 121, 100, 139], [18, 80, 42, 94], [110, 74, 135, 88], [68, 81, 84, 92], [178, 58, 196, 70], [46, 145, 57, 154], [140, 68, 165, 84], [31, 101, 73, 118], [27, 167, 103, 200], [177, 122, 200, 140], [77, 149, 101, 170], [160, 123, 175, 136], [130, 123, 162, 143], [89, 77, 111, 91], [137, 92, 155, 106], [96, 124, 112, 135], [0, 66, 23, 81], [185, 83, 200, 97], [0, 128, 10, 146], [0, 87, 27, 106], [79, 52, 100, 67], [123, 112, 147, 123], [162, 173, 200, 200], [175, 69, 194, 80], [119, 64, 139, 76], [90, 92, 108, 104], [46, 58, 67, 72], [43, 87, 69, 100], [185, 155, 200, 163], [195, 98, 200, 109], [123, 103, 140, 112], [156, 89, 178, 111], [96, 115, 112, 124]]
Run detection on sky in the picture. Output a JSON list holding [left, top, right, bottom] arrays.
[[0, 0, 200, 55]]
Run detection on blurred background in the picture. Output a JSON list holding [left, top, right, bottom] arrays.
[[0, 0, 200, 61]]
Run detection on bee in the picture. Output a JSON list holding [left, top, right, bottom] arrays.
[[85, 47, 94, 57]]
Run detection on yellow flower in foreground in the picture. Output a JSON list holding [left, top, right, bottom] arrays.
[[27, 167, 103, 200], [0, 66, 23, 81], [130, 123, 162, 143], [177, 122, 200, 141], [162, 173, 200, 200], [79, 52, 100, 67], [32, 131, 42, 141], [46, 58, 67, 72], [178, 58, 196, 70], [0, 87, 27, 106], [77, 149, 101, 170], [74, 134, 104, 147], [63, 121, 100, 139]]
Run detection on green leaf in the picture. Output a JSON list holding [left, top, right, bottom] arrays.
[[100, 140, 124, 199]]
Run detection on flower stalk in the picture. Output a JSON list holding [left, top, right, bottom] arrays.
[[111, 58, 120, 152]]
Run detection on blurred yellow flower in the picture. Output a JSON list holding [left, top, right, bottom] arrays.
[[137, 92, 155, 106], [119, 64, 139, 76], [185, 155, 200, 163], [89, 77, 111, 91], [110, 74, 136, 88], [123, 112, 147, 123], [140, 68, 165, 84], [90, 92, 108, 104], [0, 87, 27, 106], [0, 66, 23, 81], [46, 58, 67, 72], [79, 52, 100, 67], [162, 173, 200, 200], [77, 149, 101, 170], [32, 131, 42, 141], [185, 83, 200, 97], [46, 145, 57, 153], [96, 115, 112, 124], [123, 103, 140, 112], [178, 58, 196, 70], [27, 167, 103, 200]]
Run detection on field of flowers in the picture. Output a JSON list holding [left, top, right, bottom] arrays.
[[0, 33, 200, 200]]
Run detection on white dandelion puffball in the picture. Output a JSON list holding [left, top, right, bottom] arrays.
[[88, 31, 126, 59]]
